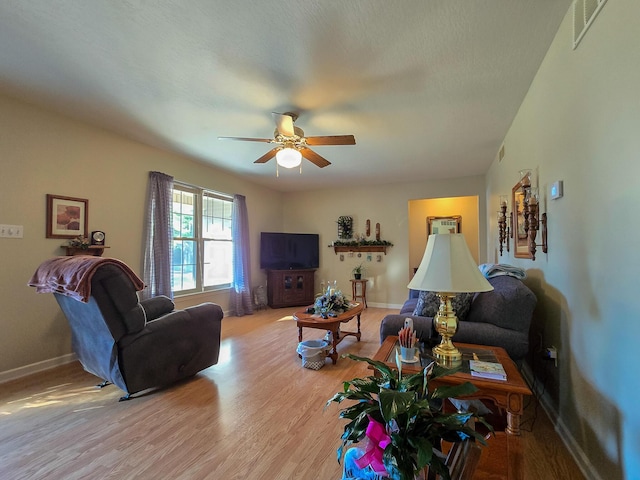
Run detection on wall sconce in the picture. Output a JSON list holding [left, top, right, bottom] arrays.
[[498, 195, 509, 255], [514, 170, 548, 260], [526, 188, 548, 260]]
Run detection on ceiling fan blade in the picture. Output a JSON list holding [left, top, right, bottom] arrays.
[[305, 135, 356, 146], [300, 148, 331, 168], [272, 112, 296, 137], [254, 148, 279, 164], [218, 136, 273, 143]]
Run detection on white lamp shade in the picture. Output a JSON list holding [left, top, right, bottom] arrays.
[[407, 234, 493, 293], [276, 148, 302, 168]]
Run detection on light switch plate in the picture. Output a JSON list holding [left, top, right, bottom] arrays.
[[0, 224, 24, 238]]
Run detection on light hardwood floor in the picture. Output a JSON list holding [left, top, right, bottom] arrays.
[[0, 307, 585, 479]]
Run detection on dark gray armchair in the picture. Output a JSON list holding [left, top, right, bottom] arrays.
[[30, 257, 223, 400]]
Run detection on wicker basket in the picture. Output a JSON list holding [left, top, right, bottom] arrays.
[[297, 339, 329, 370]]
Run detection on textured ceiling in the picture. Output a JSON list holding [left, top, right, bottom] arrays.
[[0, 1, 571, 192]]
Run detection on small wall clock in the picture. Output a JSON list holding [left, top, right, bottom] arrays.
[[91, 230, 105, 245]]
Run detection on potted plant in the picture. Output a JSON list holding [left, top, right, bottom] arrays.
[[326, 354, 490, 480], [352, 263, 365, 279]]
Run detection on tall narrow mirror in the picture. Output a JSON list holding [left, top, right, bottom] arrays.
[[512, 181, 532, 259]]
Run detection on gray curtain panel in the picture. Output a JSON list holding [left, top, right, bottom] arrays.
[[141, 171, 174, 300], [229, 194, 253, 316]]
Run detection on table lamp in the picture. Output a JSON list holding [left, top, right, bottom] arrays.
[[407, 234, 493, 367]]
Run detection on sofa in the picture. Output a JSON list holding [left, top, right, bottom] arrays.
[[29, 256, 223, 400], [380, 275, 536, 363]]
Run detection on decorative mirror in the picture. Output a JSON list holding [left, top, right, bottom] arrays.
[[512, 181, 532, 259]]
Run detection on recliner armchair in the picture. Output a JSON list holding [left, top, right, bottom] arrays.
[[29, 257, 223, 400]]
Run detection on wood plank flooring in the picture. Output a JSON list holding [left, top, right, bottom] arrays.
[[0, 307, 585, 479]]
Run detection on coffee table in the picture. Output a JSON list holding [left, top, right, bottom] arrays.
[[293, 303, 364, 364], [373, 336, 532, 480]]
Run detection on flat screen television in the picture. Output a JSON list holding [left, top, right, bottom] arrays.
[[260, 232, 319, 270]]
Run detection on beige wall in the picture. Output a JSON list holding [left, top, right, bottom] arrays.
[[283, 178, 487, 309], [0, 94, 282, 375], [485, 1, 640, 478], [0, 92, 487, 377]]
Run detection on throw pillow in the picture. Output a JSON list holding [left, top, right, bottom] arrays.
[[412, 290, 474, 321]]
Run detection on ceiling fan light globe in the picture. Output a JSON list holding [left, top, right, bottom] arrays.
[[276, 148, 302, 168]]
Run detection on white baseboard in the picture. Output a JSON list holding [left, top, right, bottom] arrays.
[[366, 302, 405, 310], [0, 353, 77, 385], [521, 362, 602, 480]]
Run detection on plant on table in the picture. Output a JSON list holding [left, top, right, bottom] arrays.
[[352, 263, 365, 279], [313, 289, 351, 317], [326, 354, 490, 480]]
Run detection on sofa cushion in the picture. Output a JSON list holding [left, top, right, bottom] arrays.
[[466, 275, 536, 331], [400, 298, 419, 315], [140, 295, 175, 322], [412, 291, 474, 321]]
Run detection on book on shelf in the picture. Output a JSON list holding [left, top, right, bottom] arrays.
[[469, 360, 507, 381]]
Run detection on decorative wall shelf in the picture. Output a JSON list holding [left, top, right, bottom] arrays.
[[64, 246, 110, 257], [332, 245, 389, 255]]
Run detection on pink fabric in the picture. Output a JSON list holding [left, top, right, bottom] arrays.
[[354, 416, 391, 475], [28, 256, 145, 303]]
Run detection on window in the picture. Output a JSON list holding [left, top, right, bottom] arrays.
[[172, 183, 233, 294]]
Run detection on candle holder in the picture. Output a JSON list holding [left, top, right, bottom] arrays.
[[512, 169, 548, 260], [526, 188, 548, 260], [498, 195, 509, 255]]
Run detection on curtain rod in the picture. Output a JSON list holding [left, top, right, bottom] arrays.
[[173, 179, 233, 200]]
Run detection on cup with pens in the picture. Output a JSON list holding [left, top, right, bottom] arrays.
[[398, 322, 418, 363]]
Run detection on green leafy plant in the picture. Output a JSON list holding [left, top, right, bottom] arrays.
[[67, 235, 90, 250], [326, 354, 490, 480], [333, 239, 394, 247], [352, 263, 365, 277]]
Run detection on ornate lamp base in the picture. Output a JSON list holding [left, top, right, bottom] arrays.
[[432, 293, 463, 368]]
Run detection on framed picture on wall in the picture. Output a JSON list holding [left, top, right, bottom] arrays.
[[46, 194, 89, 239], [427, 216, 461, 235]]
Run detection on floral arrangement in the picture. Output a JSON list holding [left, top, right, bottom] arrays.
[[314, 289, 352, 316], [327, 354, 490, 480], [67, 235, 90, 249]]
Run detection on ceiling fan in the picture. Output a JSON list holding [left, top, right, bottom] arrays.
[[218, 112, 356, 169]]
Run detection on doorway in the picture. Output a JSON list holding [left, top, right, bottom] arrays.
[[408, 196, 480, 278]]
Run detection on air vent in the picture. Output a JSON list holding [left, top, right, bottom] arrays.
[[573, 0, 608, 49]]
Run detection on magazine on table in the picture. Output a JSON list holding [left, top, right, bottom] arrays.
[[469, 359, 507, 381]]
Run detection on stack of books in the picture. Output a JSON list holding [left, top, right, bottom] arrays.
[[469, 360, 507, 381]]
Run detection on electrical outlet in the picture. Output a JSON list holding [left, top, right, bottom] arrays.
[[545, 346, 558, 367], [0, 224, 24, 238]]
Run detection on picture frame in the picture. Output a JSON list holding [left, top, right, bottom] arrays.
[[427, 215, 461, 235], [46, 194, 89, 239]]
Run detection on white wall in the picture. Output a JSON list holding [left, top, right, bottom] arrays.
[[485, 1, 640, 477], [0, 94, 282, 376]]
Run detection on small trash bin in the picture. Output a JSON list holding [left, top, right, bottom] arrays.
[[296, 339, 329, 370]]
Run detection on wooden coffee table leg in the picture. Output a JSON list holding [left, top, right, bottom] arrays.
[[506, 392, 524, 435], [356, 313, 362, 341], [329, 327, 339, 364], [298, 325, 303, 343]]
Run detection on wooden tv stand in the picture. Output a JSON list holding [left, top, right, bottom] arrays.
[[266, 269, 315, 308]]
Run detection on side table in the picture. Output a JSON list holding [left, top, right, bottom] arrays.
[[372, 336, 532, 480], [350, 279, 367, 307]]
